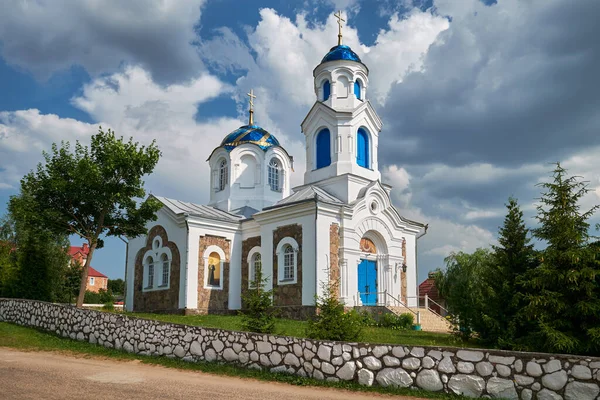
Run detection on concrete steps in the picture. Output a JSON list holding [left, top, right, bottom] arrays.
[[387, 306, 452, 333]]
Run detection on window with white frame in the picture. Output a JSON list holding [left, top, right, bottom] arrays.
[[142, 235, 173, 292], [219, 159, 228, 191], [146, 256, 154, 289], [268, 159, 281, 191], [276, 237, 299, 284], [90, 277, 95, 286], [283, 245, 294, 280], [160, 253, 169, 287], [251, 252, 261, 283]]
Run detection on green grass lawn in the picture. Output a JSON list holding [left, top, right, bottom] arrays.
[[0, 322, 469, 400], [119, 312, 478, 348]]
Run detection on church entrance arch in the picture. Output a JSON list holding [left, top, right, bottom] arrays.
[[358, 233, 386, 305]]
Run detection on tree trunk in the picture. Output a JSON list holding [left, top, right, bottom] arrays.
[[76, 241, 97, 308]]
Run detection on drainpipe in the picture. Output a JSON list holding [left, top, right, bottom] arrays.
[[314, 201, 318, 305], [119, 236, 129, 310], [415, 224, 429, 306], [184, 215, 190, 314]]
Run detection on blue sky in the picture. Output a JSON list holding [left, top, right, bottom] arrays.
[[1, 0, 600, 281]]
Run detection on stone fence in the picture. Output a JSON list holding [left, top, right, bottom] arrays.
[[1, 299, 599, 400]]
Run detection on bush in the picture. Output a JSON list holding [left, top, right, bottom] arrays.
[[379, 312, 414, 330], [83, 289, 114, 304], [102, 301, 114, 311], [306, 280, 363, 341], [239, 266, 277, 334], [358, 310, 377, 327]]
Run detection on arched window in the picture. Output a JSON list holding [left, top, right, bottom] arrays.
[[219, 159, 228, 191], [323, 80, 331, 101], [250, 253, 261, 284], [276, 237, 298, 284], [283, 245, 295, 281], [207, 251, 221, 288], [268, 159, 281, 191], [160, 253, 169, 287], [354, 80, 362, 100], [146, 256, 154, 289], [316, 128, 331, 169], [357, 128, 370, 168]]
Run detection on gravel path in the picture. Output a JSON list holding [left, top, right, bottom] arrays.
[[0, 348, 429, 399]]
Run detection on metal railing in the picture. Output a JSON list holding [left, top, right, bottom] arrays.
[[383, 291, 420, 325], [355, 290, 421, 325], [404, 295, 449, 318]]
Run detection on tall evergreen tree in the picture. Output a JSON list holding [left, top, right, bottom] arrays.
[[522, 163, 600, 355], [487, 197, 537, 348]]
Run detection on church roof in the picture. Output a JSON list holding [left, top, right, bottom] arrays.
[[268, 185, 343, 209], [220, 124, 280, 152], [231, 206, 260, 219], [154, 196, 243, 222], [321, 44, 362, 64]]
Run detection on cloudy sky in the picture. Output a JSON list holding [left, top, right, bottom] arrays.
[[1, 0, 599, 281]]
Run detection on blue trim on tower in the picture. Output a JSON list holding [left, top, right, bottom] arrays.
[[357, 128, 369, 168], [323, 80, 331, 101], [316, 128, 331, 169]]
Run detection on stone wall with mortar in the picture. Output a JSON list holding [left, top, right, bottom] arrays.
[[133, 225, 181, 313], [197, 235, 231, 312], [1, 298, 599, 400]]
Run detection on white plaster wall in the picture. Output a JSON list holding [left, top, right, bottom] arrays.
[[257, 211, 317, 306], [125, 207, 188, 312]]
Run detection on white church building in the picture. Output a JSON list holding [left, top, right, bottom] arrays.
[[125, 22, 428, 317]]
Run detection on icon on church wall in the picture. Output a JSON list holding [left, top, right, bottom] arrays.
[[207, 252, 221, 287], [360, 237, 377, 254]]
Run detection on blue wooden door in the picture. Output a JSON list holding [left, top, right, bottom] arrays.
[[358, 259, 377, 305]]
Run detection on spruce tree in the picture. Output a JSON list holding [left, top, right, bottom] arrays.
[[523, 163, 600, 355], [487, 197, 537, 348]]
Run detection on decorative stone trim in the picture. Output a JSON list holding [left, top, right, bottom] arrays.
[[197, 235, 230, 312], [1, 299, 599, 400], [330, 223, 340, 298], [272, 224, 302, 307], [133, 225, 181, 312]]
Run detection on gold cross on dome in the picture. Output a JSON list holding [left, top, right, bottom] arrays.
[[334, 10, 345, 45], [247, 89, 257, 125]]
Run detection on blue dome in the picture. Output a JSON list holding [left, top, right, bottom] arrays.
[[221, 124, 280, 152], [321, 45, 362, 64]]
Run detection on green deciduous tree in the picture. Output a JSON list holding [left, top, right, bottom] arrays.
[[1, 200, 71, 302], [107, 278, 125, 295], [17, 127, 162, 307], [521, 163, 600, 355], [436, 248, 495, 340]]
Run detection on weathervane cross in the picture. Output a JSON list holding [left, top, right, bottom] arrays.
[[247, 89, 257, 125], [334, 10, 345, 45]]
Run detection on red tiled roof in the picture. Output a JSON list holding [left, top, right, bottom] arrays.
[[68, 245, 89, 257], [419, 277, 443, 303], [88, 267, 107, 278]]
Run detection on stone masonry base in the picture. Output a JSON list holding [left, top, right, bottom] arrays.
[[1, 299, 599, 400]]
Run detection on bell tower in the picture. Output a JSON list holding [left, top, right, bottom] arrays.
[[300, 11, 382, 203]]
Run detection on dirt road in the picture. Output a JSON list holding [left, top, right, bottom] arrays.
[[0, 348, 429, 399]]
